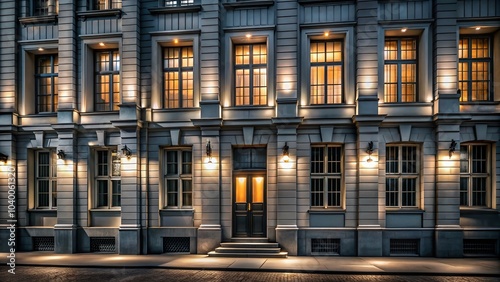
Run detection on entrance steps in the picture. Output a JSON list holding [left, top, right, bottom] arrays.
[[207, 238, 288, 258]]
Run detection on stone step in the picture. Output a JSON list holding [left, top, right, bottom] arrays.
[[220, 242, 279, 248], [215, 247, 281, 253], [207, 251, 288, 258], [229, 238, 269, 243]]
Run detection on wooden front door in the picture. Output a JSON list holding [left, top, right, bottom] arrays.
[[233, 174, 266, 237]]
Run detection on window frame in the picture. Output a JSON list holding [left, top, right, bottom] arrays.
[[35, 150, 57, 209], [31, 0, 59, 16], [309, 145, 344, 209], [309, 39, 345, 105], [459, 143, 491, 208], [92, 0, 122, 10], [458, 35, 493, 102], [385, 144, 420, 209], [383, 37, 418, 103], [164, 0, 195, 7], [94, 49, 120, 112], [35, 54, 58, 113], [163, 148, 193, 209], [233, 42, 268, 106], [163, 46, 195, 109], [94, 148, 121, 209]]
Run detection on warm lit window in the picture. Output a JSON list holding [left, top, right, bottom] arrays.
[[310, 146, 343, 208], [458, 36, 492, 102], [95, 149, 121, 208], [35, 55, 58, 113], [32, 0, 58, 16], [163, 46, 194, 108], [310, 41, 343, 104], [386, 145, 419, 208], [164, 149, 192, 208], [165, 0, 194, 7], [384, 38, 417, 103], [95, 50, 120, 111], [35, 151, 57, 209], [94, 0, 122, 10], [234, 43, 267, 106], [460, 144, 490, 207]]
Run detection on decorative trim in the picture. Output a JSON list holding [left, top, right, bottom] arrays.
[[19, 15, 58, 26], [148, 5, 202, 15], [223, 1, 274, 10], [77, 9, 122, 20]]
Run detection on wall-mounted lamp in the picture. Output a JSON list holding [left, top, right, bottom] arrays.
[[282, 142, 290, 163], [366, 141, 374, 163], [449, 139, 457, 158], [57, 150, 65, 160], [206, 140, 212, 164], [0, 152, 8, 163], [121, 145, 132, 159]]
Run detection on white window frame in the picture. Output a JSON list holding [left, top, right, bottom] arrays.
[[310, 145, 344, 209], [385, 144, 420, 208], [35, 150, 57, 209], [163, 148, 193, 209], [94, 148, 121, 209]]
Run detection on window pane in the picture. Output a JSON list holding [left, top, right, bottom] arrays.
[[471, 145, 487, 173], [166, 151, 178, 175], [37, 180, 49, 208], [311, 178, 324, 207], [327, 147, 341, 173], [111, 150, 121, 176], [182, 151, 192, 174], [97, 151, 108, 176], [471, 177, 486, 206], [38, 152, 50, 177], [235, 177, 247, 203], [327, 178, 341, 207], [401, 178, 416, 206], [401, 146, 417, 173], [166, 179, 178, 207], [112, 180, 121, 207], [460, 177, 469, 206], [386, 146, 399, 173], [460, 145, 469, 173], [384, 41, 398, 60], [97, 180, 108, 207], [182, 180, 192, 206], [311, 147, 324, 174], [385, 178, 399, 207], [52, 181, 57, 208], [384, 64, 397, 103]]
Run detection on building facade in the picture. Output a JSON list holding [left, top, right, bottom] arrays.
[[0, 0, 499, 257]]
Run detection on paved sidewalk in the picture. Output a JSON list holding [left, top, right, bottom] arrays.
[[4, 252, 500, 276]]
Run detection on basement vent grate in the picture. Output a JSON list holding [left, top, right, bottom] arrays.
[[33, 236, 55, 251], [463, 239, 497, 256], [163, 237, 190, 253], [311, 238, 340, 255], [90, 237, 116, 253], [390, 239, 419, 256]]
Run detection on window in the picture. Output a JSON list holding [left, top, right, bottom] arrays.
[[386, 145, 419, 208], [165, 0, 194, 7], [95, 149, 121, 208], [32, 0, 58, 16], [35, 55, 58, 113], [460, 144, 490, 207], [93, 0, 122, 10], [234, 43, 267, 106], [163, 46, 194, 108], [95, 50, 120, 112], [384, 38, 417, 103], [310, 146, 342, 208], [164, 149, 192, 208], [458, 36, 492, 102], [35, 151, 57, 209], [310, 40, 343, 104]]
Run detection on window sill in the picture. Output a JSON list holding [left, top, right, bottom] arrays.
[[385, 208, 424, 214], [149, 5, 202, 15], [460, 207, 498, 214], [299, 0, 351, 4], [21, 112, 58, 118], [78, 9, 122, 20], [308, 208, 345, 214], [379, 102, 433, 107], [459, 101, 499, 105], [223, 1, 274, 9], [160, 209, 195, 215], [225, 105, 274, 110], [19, 15, 58, 26], [301, 104, 355, 109], [153, 107, 200, 113], [28, 209, 57, 212], [90, 208, 121, 212]]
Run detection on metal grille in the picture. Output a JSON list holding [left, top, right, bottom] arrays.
[[463, 239, 497, 256], [163, 237, 190, 253], [390, 239, 419, 256], [33, 237, 54, 251], [311, 238, 340, 255], [90, 237, 116, 253]]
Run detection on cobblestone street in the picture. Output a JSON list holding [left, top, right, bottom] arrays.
[[1, 266, 498, 282]]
